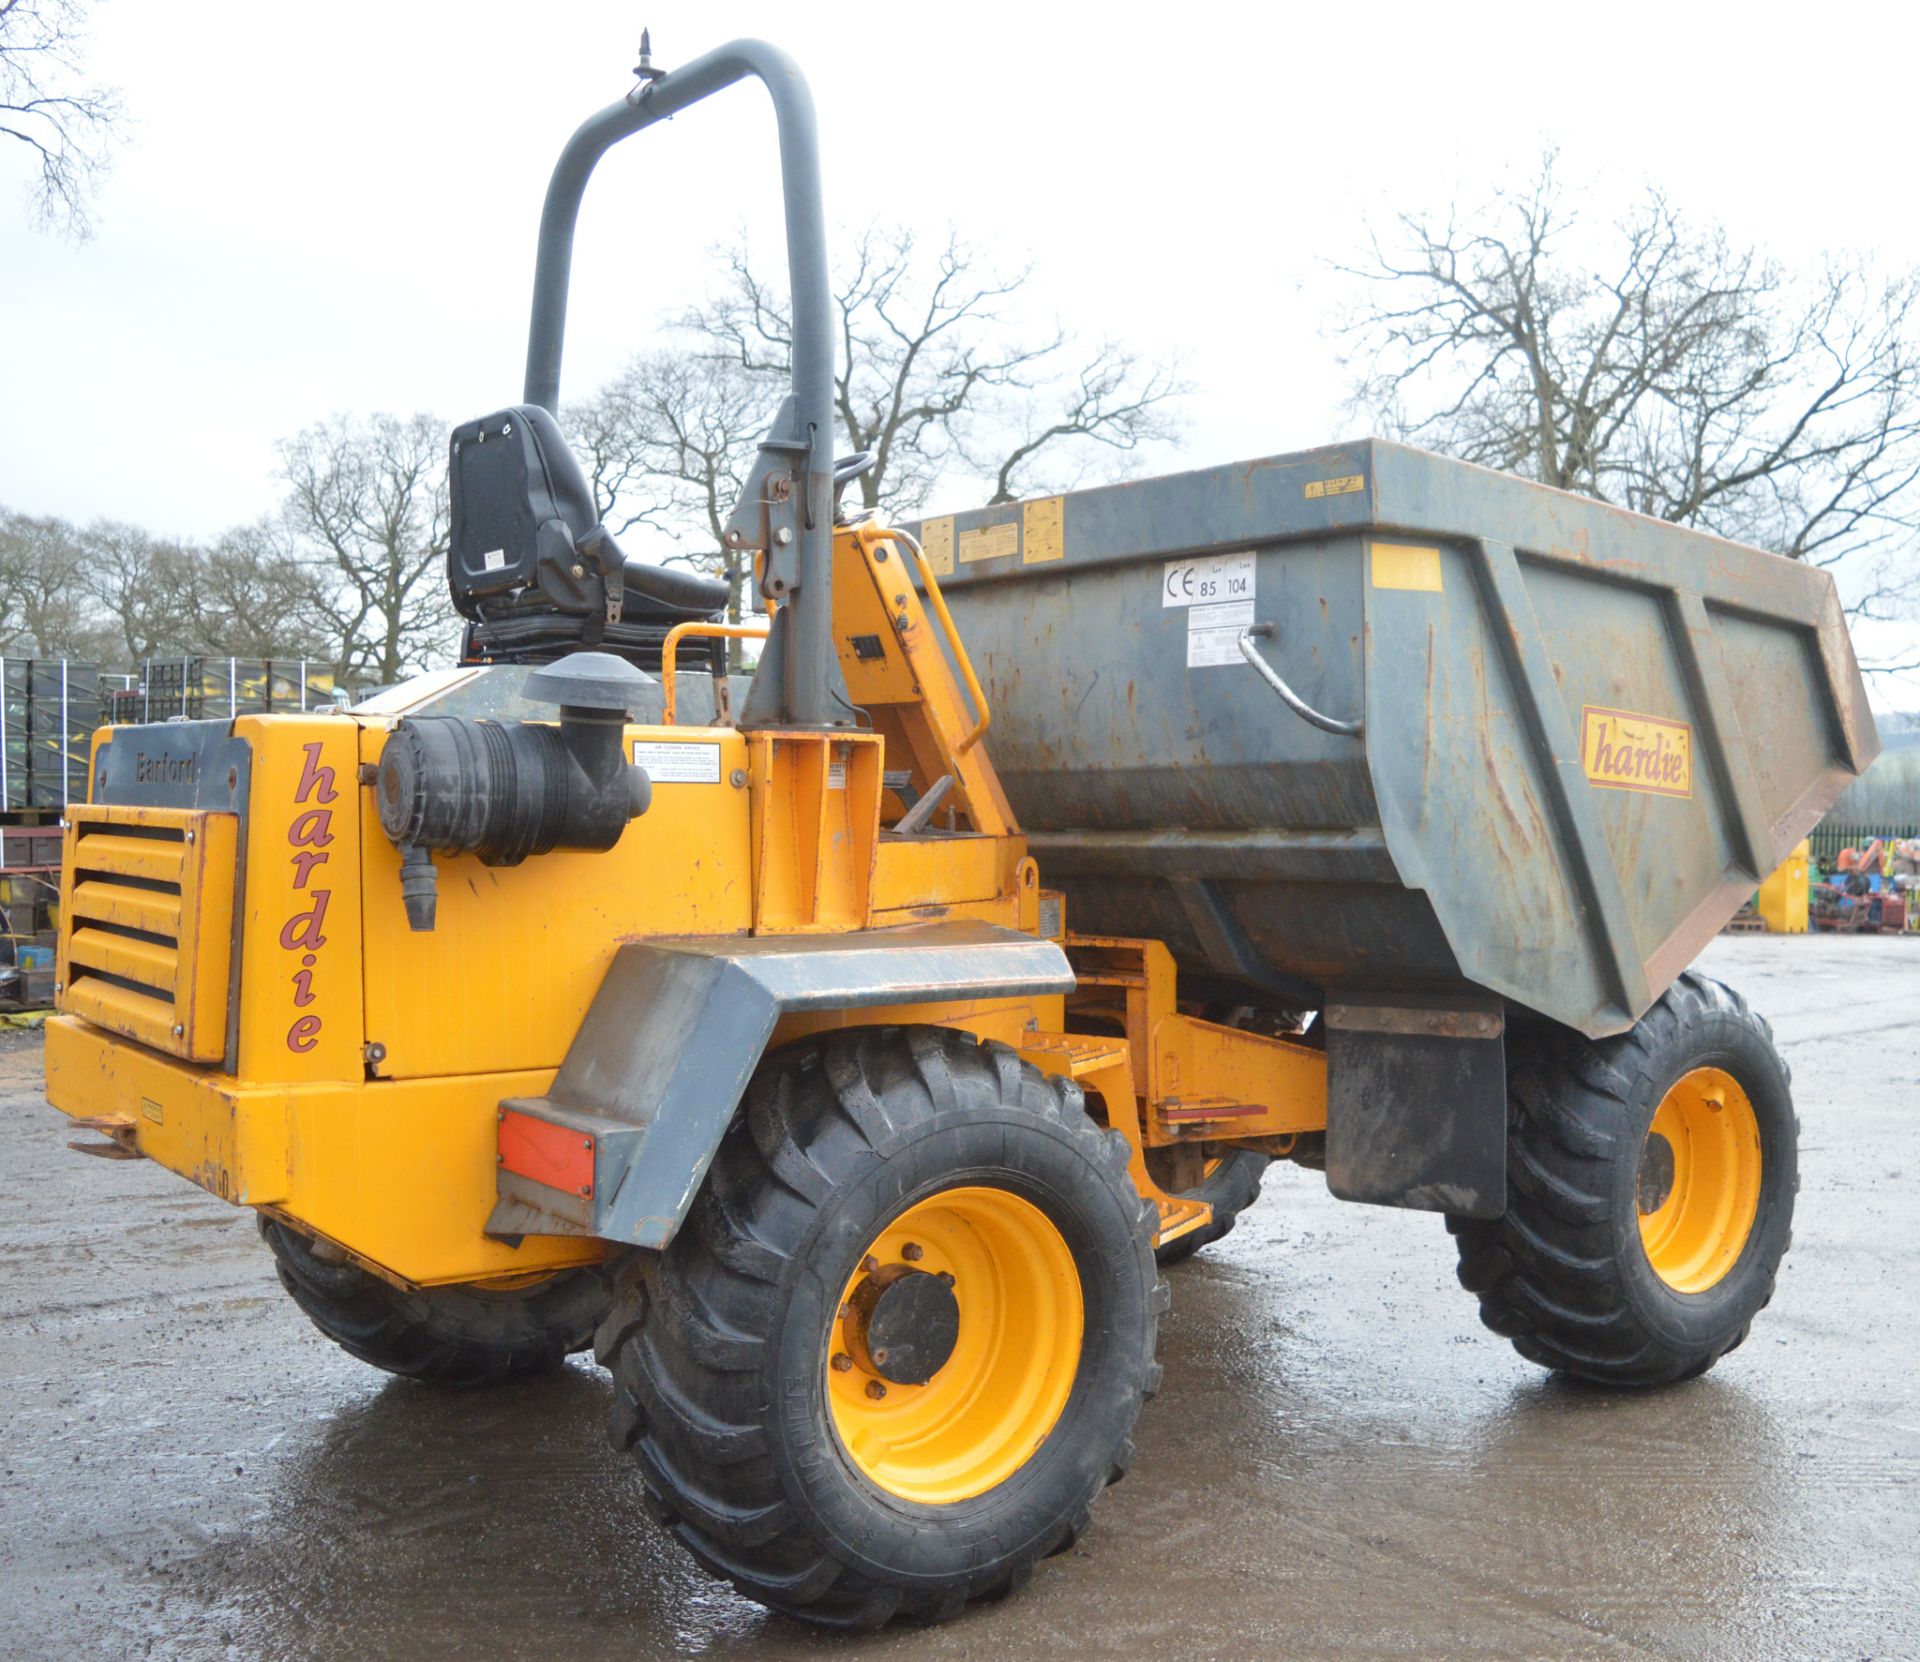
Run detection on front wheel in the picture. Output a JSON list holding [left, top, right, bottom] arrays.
[[1450, 971, 1796, 1388], [598, 1025, 1164, 1629]]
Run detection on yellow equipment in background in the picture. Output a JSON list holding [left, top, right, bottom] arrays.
[[1759, 840, 1812, 933]]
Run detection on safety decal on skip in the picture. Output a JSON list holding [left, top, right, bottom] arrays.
[[1022, 496, 1065, 564], [632, 740, 721, 784], [959, 521, 1020, 564], [1163, 552, 1256, 668], [920, 516, 956, 576]]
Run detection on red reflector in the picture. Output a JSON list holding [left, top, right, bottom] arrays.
[[499, 1110, 594, 1197]]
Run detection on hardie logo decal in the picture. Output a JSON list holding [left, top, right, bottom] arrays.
[[1581, 706, 1692, 799], [280, 742, 337, 1052]]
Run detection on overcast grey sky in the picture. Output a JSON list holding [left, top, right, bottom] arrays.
[[7, 0, 1920, 696]]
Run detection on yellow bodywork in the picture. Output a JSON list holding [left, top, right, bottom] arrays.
[[45, 522, 1328, 1288], [44, 1016, 603, 1285], [359, 722, 754, 1079]]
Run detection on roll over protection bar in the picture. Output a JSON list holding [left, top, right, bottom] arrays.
[[521, 39, 835, 727]]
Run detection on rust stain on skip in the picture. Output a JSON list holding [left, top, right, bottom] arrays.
[[1420, 623, 1437, 798]]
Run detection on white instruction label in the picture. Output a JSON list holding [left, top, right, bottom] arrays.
[[827, 761, 847, 790], [632, 740, 721, 784], [482, 548, 507, 572], [1186, 600, 1257, 667], [1163, 551, 1255, 608]]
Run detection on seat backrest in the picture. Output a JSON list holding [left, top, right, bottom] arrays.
[[448, 404, 600, 618]]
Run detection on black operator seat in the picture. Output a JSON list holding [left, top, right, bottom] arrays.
[[447, 403, 730, 624]]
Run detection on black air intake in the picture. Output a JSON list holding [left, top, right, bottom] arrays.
[[374, 652, 654, 930]]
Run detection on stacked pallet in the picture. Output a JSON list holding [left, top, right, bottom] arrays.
[[0, 654, 341, 1011], [0, 855, 60, 1009], [106, 657, 339, 724], [1, 659, 99, 809]]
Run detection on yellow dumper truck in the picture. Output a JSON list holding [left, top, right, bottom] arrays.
[[43, 38, 1876, 1630]]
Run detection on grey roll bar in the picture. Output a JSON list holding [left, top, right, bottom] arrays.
[[521, 38, 835, 727]]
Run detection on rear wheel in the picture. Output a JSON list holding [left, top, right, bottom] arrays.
[[1149, 1147, 1269, 1266], [1449, 972, 1796, 1387], [259, 1216, 606, 1386], [598, 1025, 1163, 1629]]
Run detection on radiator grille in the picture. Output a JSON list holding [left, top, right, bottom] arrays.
[[58, 806, 237, 1062]]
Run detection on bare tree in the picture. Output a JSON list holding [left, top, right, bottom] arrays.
[[566, 226, 1186, 670], [75, 520, 201, 662], [194, 519, 330, 660], [0, 509, 115, 656], [278, 413, 454, 686], [1339, 154, 1920, 648], [685, 223, 1187, 513], [565, 351, 770, 669], [980, 344, 1188, 505], [0, 0, 124, 238], [5, 503, 337, 672]]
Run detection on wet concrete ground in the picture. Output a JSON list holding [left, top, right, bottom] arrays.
[[2, 933, 1915, 1660]]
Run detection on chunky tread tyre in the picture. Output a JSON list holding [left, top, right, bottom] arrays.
[[599, 1024, 1164, 1630], [1450, 971, 1797, 1388], [1154, 1149, 1269, 1266], [259, 1216, 605, 1386]]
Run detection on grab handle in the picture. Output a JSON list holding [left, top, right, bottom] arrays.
[[884, 528, 992, 756], [1238, 624, 1364, 738], [663, 622, 770, 725]]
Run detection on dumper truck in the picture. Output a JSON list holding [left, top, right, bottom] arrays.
[[42, 38, 1879, 1630]]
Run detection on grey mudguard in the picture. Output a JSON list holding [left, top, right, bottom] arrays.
[[487, 921, 1074, 1249]]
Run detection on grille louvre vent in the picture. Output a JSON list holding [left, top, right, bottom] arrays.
[[59, 808, 237, 1063]]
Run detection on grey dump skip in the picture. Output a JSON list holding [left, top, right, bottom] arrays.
[[920, 437, 1878, 1041], [487, 921, 1074, 1249]]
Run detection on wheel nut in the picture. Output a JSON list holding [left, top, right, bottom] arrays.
[[861, 1255, 879, 1274], [901, 1242, 924, 1262], [939, 1271, 955, 1286], [837, 1302, 853, 1321], [831, 1352, 853, 1372], [865, 1380, 887, 1400]]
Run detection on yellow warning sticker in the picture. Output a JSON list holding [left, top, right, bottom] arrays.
[[1581, 706, 1693, 799], [1022, 496, 1065, 564], [959, 520, 1020, 564], [1305, 474, 1365, 499], [921, 516, 955, 576], [1371, 543, 1444, 592]]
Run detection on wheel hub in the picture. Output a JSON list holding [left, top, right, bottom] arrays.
[[1636, 1130, 1676, 1215], [846, 1264, 960, 1385]]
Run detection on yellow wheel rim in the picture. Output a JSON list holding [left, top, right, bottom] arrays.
[[826, 1186, 1084, 1505], [1637, 1067, 1763, 1293], [469, 1270, 560, 1292]]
